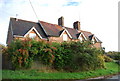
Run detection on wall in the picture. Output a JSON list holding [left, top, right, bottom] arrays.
[[93, 42, 102, 48], [48, 31, 75, 42]]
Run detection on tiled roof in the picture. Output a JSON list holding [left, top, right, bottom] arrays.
[[88, 34, 102, 43], [10, 18, 47, 38], [39, 21, 63, 37], [81, 30, 93, 39], [8, 18, 102, 43], [65, 27, 79, 39], [39, 21, 80, 39]]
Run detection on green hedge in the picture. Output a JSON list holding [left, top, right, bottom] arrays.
[[53, 41, 105, 72], [3, 38, 105, 72], [103, 55, 113, 62], [106, 51, 120, 60]]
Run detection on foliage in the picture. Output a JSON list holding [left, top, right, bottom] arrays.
[[106, 51, 120, 60], [71, 41, 105, 71], [32, 40, 57, 66], [3, 38, 105, 71], [52, 42, 73, 71], [3, 38, 38, 69], [103, 55, 113, 62], [0, 44, 5, 49], [52, 41, 105, 72], [0, 44, 5, 54]]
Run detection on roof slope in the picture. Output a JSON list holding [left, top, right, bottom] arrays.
[[81, 30, 92, 39], [10, 18, 47, 38], [39, 21, 81, 39], [39, 21, 63, 37], [88, 34, 102, 43], [94, 36, 102, 43], [65, 27, 79, 39]]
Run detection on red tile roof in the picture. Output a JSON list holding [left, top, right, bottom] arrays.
[[80, 30, 92, 38], [65, 27, 79, 39], [39, 21, 63, 37]]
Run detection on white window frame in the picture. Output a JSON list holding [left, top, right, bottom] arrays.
[[78, 32, 87, 41], [24, 27, 43, 39], [29, 33, 36, 38], [79, 36, 83, 41], [92, 38, 95, 44], [63, 34, 67, 41]]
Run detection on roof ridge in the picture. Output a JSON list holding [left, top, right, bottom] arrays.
[[39, 21, 79, 31], [10, 17, 37, 23], [39, 20, 58, 26], [65, 27, 72, 29], [80, 30, 92, 33], [65, 27, 91, 33], [65, 27, 79, 31]]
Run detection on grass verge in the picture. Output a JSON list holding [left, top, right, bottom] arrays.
[[2, 62, 120, 79]]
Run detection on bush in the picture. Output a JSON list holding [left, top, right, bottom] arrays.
[[52, 42, 73, 70], [71, 44, 105, 71], [34, 41, 57, 66], [0, 44, 5, 53], [3, 39, 105, 72], [103, 55, 113, 62], [106, 51, 120, 60], [52, 41, 105, 72], [4, 39, 39, 69]]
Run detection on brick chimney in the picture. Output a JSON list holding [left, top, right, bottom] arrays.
[[58, 16, 64, 27], [73, 21, 80, 30]]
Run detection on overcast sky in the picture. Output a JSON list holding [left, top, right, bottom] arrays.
[[0, 0, 119, 52]]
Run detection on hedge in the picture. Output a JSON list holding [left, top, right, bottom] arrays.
[[3, 38, 105, 72]]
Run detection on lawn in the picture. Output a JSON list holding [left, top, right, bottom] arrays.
[[2, 62, 120, 79]]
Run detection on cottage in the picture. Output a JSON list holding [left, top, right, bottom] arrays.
[[6, 16, 102, 48]]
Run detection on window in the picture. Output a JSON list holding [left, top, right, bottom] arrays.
[[79, 36, 83, 41], [63, 34, 67, 41], [29, 33, 36, 38], [92, 38, 95, 44]]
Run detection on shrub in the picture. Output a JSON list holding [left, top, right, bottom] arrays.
[[5, 39, 38, 69], [103, 55, 113, 62], [52, 42, 72, 70], [4, 39, 105, 72], [34, 41, 57, 66], [71, 45, 105, 71], [106, 51, 120, 60], [52, 41, 105, 72]]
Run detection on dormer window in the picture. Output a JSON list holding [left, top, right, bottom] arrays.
[[79, 36, 83, 41], [63, 34, 67, 41], [29, 33, 36, 38], [79, 33, 85, 42], [92, 38, 95, 44]]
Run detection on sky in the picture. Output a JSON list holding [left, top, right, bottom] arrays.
[[0, 0, 119, 52]]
